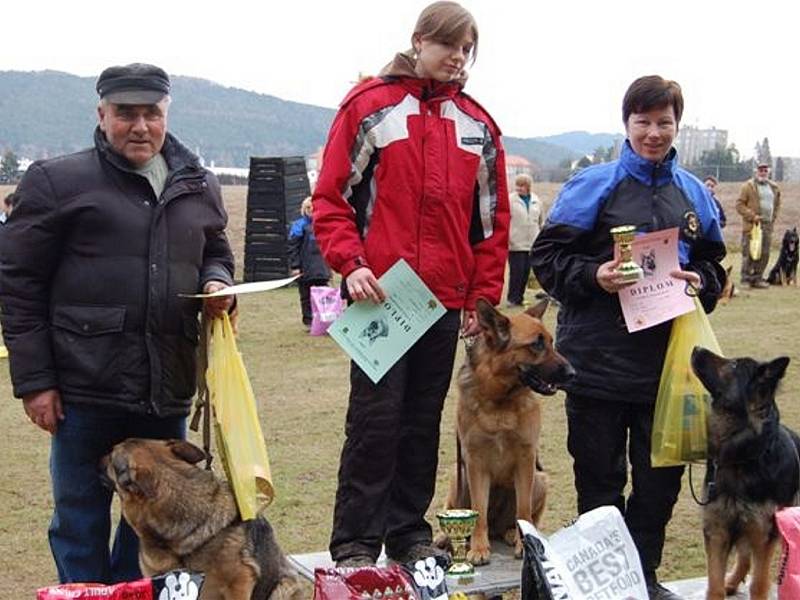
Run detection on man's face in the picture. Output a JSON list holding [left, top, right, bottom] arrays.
[[704, 179, 717, 194], [756, 166, 770, 182], [625, 105, 677, 163], [98, 100, 168, 167]]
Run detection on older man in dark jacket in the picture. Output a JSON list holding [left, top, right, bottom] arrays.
[[0, 63, 234, 584]]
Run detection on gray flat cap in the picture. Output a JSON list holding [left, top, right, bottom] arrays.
[[96, 63, 170, 104]]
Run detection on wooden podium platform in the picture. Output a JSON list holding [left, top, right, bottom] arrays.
[[288, 545, 777, 599]]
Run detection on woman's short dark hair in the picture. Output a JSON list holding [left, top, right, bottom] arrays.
[[622, 75, 683, 125], [704, 175, 718, 185]]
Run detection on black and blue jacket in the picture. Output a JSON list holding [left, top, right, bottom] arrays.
[[288, 215, 331, 283], [531, 141, 726, 403]]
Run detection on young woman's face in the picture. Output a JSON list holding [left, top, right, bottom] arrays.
[[625, 105, 677, 163], [413, 31, 474, 82]]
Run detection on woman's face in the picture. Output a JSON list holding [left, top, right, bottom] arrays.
[[625, 105, 677, 163], [515, 182, 530, 195], [413, 31, 473, 82]]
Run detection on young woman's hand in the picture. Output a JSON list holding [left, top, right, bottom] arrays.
[[595, 258, 636, 294], [346, 267, 386, 303]]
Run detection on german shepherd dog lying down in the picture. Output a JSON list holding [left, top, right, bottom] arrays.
[[767, 227, 799, 286], [102, 439, 302, 600], [691, 347, 800, 600], [436, 299, 575, 565]]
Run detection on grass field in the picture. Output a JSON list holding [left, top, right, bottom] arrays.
[[0, 181, 798, 598]]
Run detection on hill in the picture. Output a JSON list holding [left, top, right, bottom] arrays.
[[0, 70, 619, 167]]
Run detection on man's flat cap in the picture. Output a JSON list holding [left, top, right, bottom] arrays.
[[96, 63, 170, 104]]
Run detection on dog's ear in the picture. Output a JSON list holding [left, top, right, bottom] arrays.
[[757, 356, 790, 387], [476, 298, 511, 349], [525, 299, 549, 320], [168, 440, 207, 465]]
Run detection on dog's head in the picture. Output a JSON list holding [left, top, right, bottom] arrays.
[[784, 227, 798, 256], [101, 438, 207, 504], [691, 346, 789, 424], [475, 298, 575, 395]]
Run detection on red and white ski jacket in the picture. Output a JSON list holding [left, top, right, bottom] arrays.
[[312, 75, 509, 310]]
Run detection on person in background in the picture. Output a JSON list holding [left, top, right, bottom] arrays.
[[736, 161, 781, 288], [506, 173, 542, 306], [531, 75, 725, 600], [703, 175, 726, 229], [0, 63, 234, 584], [1, 191, 16, 224], [288, 196, 331, 328], [313, 1, 509, 568]]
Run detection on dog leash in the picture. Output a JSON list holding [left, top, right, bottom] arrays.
[[190, 317, 214, 471]]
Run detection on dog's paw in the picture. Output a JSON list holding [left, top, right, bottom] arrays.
[[467, 545, 491, 566], [502, 528, 516, 547]]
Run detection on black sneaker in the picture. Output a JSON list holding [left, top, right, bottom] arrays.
[[335, 554, 376, 569], [389, 542, 452, 568], [646, 580, 683, 600]]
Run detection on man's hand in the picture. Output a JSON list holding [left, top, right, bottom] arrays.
[[461, 309, 480, 337], [23, 389, 64, 434], [202, 281, 234, 318], [753, 215, 762, 224], [290, 268, 301, 277], [595, 258, 636, 294], [346, 267, 386, 304]]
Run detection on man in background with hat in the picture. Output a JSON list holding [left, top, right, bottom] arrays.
[[736, 161, 782, 288], [0, 63, 235, 583]]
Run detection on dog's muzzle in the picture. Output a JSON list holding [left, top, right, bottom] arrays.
[[518, 362, 576, 395]]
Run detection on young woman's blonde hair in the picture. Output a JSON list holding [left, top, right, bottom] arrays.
[[514, 174, 533, 189], [412, 1, 479, 64], [300, 196, 313, 218]]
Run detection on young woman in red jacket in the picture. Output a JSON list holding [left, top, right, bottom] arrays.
[[313, 1, 509, 568]]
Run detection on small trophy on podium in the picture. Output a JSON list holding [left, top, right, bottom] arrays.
[[436, 509, 479, 577], [610, 225, 643, 283]]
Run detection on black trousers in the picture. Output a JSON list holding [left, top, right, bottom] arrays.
[[507, 250, 532, 305], [329, 310, 461, 562], [566, 394, 684, 576], [298, 278, 330, 325]]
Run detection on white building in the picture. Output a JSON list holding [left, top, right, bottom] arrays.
[[674, 126, 728, 165]]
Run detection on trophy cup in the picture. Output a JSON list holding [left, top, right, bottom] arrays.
[[436, 509, 479, 577], [610, 225, 643, 283]]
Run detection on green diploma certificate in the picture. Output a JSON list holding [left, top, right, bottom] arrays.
[[328, 259, 447, 383]]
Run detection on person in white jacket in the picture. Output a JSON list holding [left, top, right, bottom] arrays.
[[506, 174, 542, 306]]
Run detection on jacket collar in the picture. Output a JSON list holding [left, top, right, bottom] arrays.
[[619, 139, 678, 187], [94, 127, 202, 176]]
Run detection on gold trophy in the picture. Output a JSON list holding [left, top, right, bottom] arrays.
[[436, 509, 479, 577], [610, 225, 643, 283]]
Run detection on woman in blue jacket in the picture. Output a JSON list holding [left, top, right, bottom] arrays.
[[531, 75, 725, 600]]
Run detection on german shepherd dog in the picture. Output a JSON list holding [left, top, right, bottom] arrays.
[[767, 227, 799, 286], [691, 347, 800, 600], [102, 438, 302, 600], [437, 298, 575, 565]]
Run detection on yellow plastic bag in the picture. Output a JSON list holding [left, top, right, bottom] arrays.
[[206, 313, 274, 518], [651, 297, 722, 467], [749, 221, 763, 261]]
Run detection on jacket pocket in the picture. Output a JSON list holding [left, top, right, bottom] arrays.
[[51, 305, 127, 395]]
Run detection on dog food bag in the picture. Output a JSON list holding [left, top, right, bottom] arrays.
[[547, 506, 648, 600], [310, 285, 344, 336], [519, 519, 580, 600], [314, 565, 420, 599], [400, 555, 449, 600], [37, 571, 204, 600], [777, 507, 800, 600]]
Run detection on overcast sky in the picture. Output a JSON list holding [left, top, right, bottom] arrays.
[[3, 0, 797, 157]]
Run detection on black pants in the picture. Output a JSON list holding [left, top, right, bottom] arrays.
[[507, 250, 532, 305], [329, 310, 461, 561], [566, 394, 684, 576], [298, 279, 329, 325]]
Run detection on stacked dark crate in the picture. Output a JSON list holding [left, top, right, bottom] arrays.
[[244, 156, 310, 282]]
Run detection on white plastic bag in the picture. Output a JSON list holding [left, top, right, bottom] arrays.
[[520, 506, 648, 600]]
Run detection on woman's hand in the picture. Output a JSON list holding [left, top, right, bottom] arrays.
[[202, 281, 234, 318], [595, 258, 636, 294], [346, 267, 386, 303], [670, 269, 702, 292]]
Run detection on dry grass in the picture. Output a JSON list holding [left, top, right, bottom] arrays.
[[0, 182, 798, 598]]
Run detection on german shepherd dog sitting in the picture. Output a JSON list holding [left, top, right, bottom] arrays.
[[767, 227, 799, 286], [691, 347, 800, 600], [437, 298, 574, 565]]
